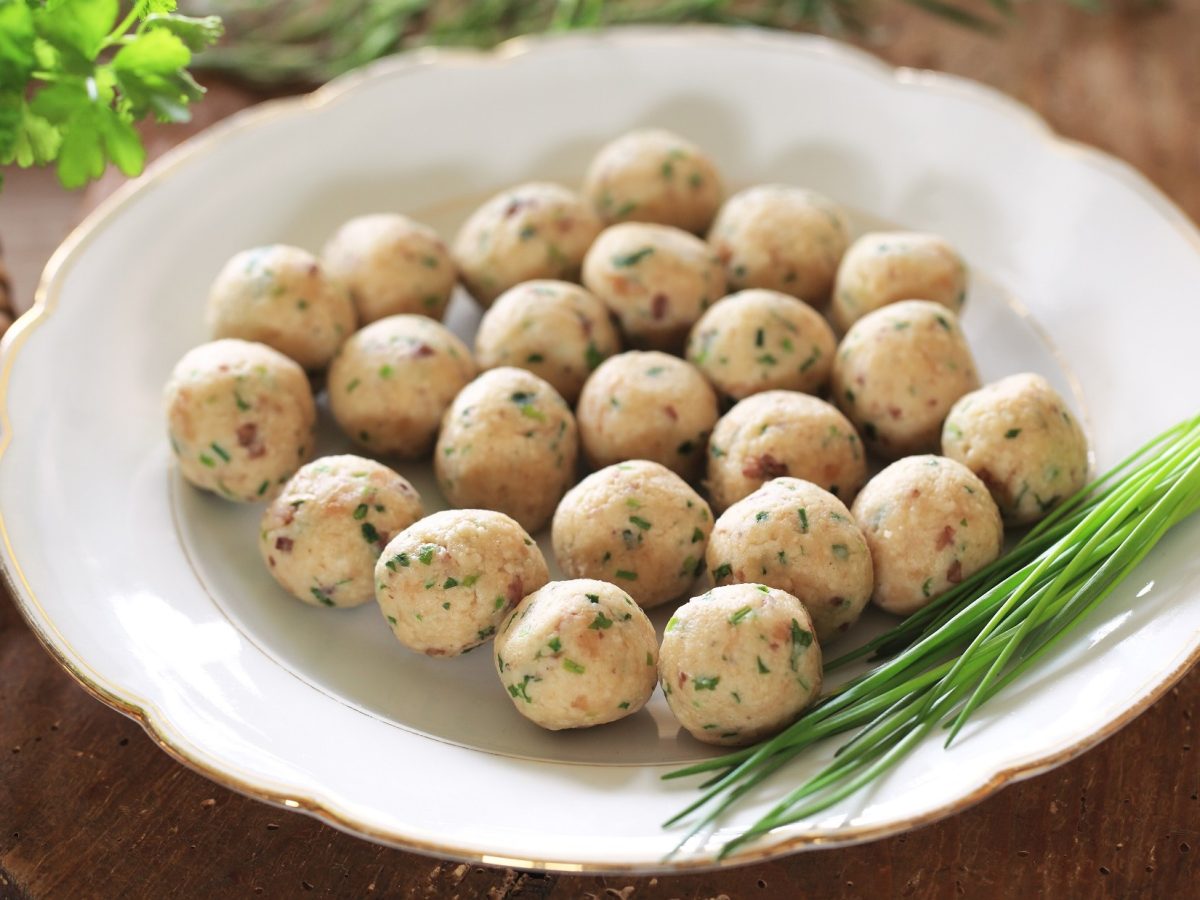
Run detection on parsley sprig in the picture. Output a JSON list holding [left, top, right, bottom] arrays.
[[0, 0, 223, 189]]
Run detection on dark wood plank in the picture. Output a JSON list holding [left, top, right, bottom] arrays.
[[3, 2, 1199, 896]]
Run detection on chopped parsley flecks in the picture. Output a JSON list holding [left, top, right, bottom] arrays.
[[729, 606, 753, 625], [257, 480, 269, 496], [385, 552, 410, 571], [210, 442, 230, 463], [935, 314, 952, 331], [442, 601, 451, 610], [691, 527, 704, 544], [418, 545, 436, 565], [615, 569, 638, 581], [361, 523, 380, 544], [618, 701, 631, 710], [462, 573, 480, 587], [629, 515, 652, 531], [346, 378, 361, 394], [310, 587, 334, 607], [526, 353, 545, 364], [589, 611, 614, 630], [798, 508, 810, 532], [645, 651, 654, 666], [563, 658, 586, 675], [754, 328, 765, 347], [757, 656, 771, 674], [585, 593, 600, 603], [755, 511, 769, 523], [585, 342, 604, 371], [386, 615, 397, 625], [477, 625, 496, 641], [234, 392, 251, 411], [831, 543, 849, 560], [548, 636, 562, 653], [442, 577, 459, 589], [694, 675, 720, 691], [508, 674, 537, 703], [665, 615, 680, 632], [922, 577, 934, 599], [353, 503, 369, 520], [378, 364, 394, 379], [757, 353, 778, 366], [756, 585, 770, 593], [790, 619, 813, 672], [1006, 428, 1022, 439], [612, 247, 655, 268], [712, 563, 733, 580], [494, 596, 506, 610]]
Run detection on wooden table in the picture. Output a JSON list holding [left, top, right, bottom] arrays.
[[3, 3, 1198, 897]]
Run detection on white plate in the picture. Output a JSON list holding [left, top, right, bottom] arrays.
[[3, 27, 1199, 873]]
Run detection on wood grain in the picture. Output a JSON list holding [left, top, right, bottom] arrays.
[[3, 2, 1199, 897]]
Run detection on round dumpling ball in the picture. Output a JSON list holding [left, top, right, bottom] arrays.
[[708, 185, 849, 304], [942, 373, 1089, 525], [576, 351, 718, 481], [321, 213, 456, 324], [706, 478, 873, 642], [494, 579, 659, 731], [582, 222, 726, 352], [165, 339, 316, 502], [552, 460, 713, 609], [206, 244, 356, 370], [686, 289, 837, 400], [658, 583, 822, 746], [435, 368, 578, 534], [851, 455, 1004, 616], [831, 231, 968, 333], [259, 455, 423, 608], [833, 300, 981, 459], [583, 129, 723, 234], [706, 391, 867, 513], [375, 509, 549, 657], [473, 280, 621, 403], [327, 314, 476, 458], [452, 182, 602, 307]]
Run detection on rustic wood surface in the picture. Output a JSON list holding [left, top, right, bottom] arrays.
[[3, 2, 1199, 897]]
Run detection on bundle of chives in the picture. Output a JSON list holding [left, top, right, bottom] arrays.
[[663, 413, 1200, 860]]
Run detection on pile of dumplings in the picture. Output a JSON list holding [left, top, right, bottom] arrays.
[[164, 129, 1089, 745]]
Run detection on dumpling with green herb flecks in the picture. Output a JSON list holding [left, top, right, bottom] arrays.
[[322, 213, 457, 325], [583, 129, 724, 234], [453, 182, 602, 308], [327, 314, 476, 459], [831, 231, 968, 333], [206, 244, 356, 370], [706, 391, 867, 514], [941, 373, 1089, 525], [575, 351, 718, 481], [686, 289, 837, 401], [582, 222, 726, 352], [708, 185, 849, 305], [552, 460, 713, 610], [435, 367, 578, 534], [832, 300, 980, 459], [473, 280, 621, 404], [706, 477, 873, 643], [164, 339, 316, 503], [376, 509, 549, 657], [852, 455, 1004, 617], [494, 579, 659, 731], [658, 583, 822, 746], [260, 456, 423, 608]]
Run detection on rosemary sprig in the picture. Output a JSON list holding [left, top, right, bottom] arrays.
[[664, 413, 1200, 860], [186, 0, 1087, 87]]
